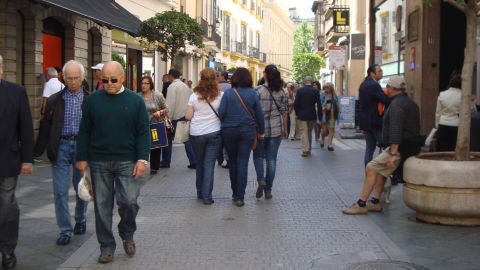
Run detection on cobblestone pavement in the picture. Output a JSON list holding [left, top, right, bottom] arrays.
[[14, 134, 480, 270]]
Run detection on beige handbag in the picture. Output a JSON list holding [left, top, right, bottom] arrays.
[[173, 120, 190, 143]]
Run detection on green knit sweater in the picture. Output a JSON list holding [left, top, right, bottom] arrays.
[[76, 88, 150, 162]]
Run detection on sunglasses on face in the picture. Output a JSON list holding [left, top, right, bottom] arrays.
[[102, 78, 119, 84]]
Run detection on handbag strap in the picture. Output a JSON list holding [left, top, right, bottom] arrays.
[[264, 85, 282, 113], [206, 100, 220, 118], [232, 88, 255, 122]]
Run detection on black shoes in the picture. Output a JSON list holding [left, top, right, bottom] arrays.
[[73, 221, 86, 235], [187, 164, 196, 169], [150, 169, 158, 175], [256, 182, 266, 199], [56, 235, 71, 245], [98, 252, 114, 263], [234, 199, 245, 207], [203, 199, 214, 205], [2, 252, 16, 269], [327, 146, 334, 151], [159, 164, 170, 168], [123, 239, 136, 257]]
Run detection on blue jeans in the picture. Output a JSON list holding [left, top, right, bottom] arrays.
[[364, 127, 383, 166], [222, 126, 256, 200], [190, 131, 222, 202], [89, 161, 141, 253], [161, 119, 196, 166], [52, 139, 88, 236], [253, 136, 282, 193], [0, 176, 19, 254]]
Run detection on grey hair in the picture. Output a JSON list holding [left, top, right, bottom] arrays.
[[304, 76, 313, 83], [46, 67, 58, 78], [62, 60, 85, 79], [324, 82, 336, 95]]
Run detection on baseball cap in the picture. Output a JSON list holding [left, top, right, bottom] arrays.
[[91, 63, 104, 70], [387, 75, 406, 89]]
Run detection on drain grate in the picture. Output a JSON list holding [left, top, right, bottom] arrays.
[[346, 260, 428, 270]]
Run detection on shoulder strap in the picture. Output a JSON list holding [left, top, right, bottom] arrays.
[[233, 88, 255, 121], [264, 85, 281, 113], [206, 100, 219, 118]]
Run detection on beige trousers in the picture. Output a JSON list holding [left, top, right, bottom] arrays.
[[298, 120, 315, 153]]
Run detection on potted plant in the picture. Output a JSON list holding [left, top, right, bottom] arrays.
[[403, 0, 480, 225]]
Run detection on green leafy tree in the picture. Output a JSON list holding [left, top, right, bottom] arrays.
[[292, 53, 325, 82], [293, 22, 314, 56], [111, 52, 126, 71], [424, 0, 477, 160], [138, 10, 204, 67]]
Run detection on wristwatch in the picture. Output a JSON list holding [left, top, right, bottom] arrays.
[[138, 160, 149, 165]]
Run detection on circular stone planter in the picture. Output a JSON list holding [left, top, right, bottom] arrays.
[[403, 152, 480, 226]]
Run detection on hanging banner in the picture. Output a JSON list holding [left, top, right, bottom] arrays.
[[328, 45, 346, 70]]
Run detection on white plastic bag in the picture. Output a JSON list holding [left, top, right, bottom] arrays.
[[173, 120, 190, 144], [78, 168, 93, 202], [425, 128, 437, 146]]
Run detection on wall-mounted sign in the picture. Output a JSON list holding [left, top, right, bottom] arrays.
[[328, 45, 346, 70], [408, 9, 419, 42], [333, 9, 350, 26], [351, 33, 365, 60]]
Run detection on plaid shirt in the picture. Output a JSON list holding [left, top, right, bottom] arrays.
[[255, 85, 288, 137], [61, 89, 84, 136]]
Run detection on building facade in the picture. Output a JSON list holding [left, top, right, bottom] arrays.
[[217, 0, 267, 84], [0, 0, 140, 130], [262, 0, 294, 80]]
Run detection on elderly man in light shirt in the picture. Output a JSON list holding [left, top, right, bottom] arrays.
[[160, 69, 196, 169], [41, 67, 64, 115]]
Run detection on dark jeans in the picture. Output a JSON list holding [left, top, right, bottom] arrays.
[[0, 176, 19, 255], [222, 126, 256, 200], [90, 161, 141, 253], [161, 119, 196, 166], [364, 127, 383, 166], [191, 131, 222, 202], [253, 136, 282, 193]]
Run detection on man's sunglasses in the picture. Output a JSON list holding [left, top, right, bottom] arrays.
[[102, 78, 119, 84]]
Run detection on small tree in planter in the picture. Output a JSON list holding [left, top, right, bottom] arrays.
[[138, 10, 204, 68], [402, 0, 480, 225]]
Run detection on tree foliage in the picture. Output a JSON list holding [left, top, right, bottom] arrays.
[[293, 22, 314, 56], [292, 53, 325, 82], [111, 52, 126, 71], [138, 10, 204, 67]]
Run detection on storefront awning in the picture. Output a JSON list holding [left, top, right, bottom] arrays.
[[38, 0, 142, 36]]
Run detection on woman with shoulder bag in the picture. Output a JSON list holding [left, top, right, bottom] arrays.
[[185, 68, 223, 205], [218, 68, 265, 207], [253, 65, 289, 200], [139, 76, 168, 175], [320, 82, 339, 151]]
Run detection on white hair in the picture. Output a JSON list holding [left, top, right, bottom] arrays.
[[46, 67, 58, 78], [62, 60, 85, 79]]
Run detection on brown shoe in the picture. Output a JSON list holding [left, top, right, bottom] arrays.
[[342, 203, 368, 215], [265, 192, 272, 199], [98, 252, 114, 264], [256, 182, 266, 198], [366, 201, 383, 212], [123, 239, 136, 257]]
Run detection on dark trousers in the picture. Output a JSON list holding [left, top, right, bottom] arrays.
[[150, 148, 162, 170], [0, 176, 19, 255], [436, 124, 457, 152]]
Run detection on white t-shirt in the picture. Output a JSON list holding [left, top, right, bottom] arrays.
[[188, 92, 223, 136], [42, 77, 64, 98]]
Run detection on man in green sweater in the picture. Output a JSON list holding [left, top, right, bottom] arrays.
[[75, 61, 150, 264]]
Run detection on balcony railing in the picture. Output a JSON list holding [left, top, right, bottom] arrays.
[[212, 31, 221, 49], [224, 38, 231, 51], [197, 17, 209, 39], [259, 52, 266, 62]]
